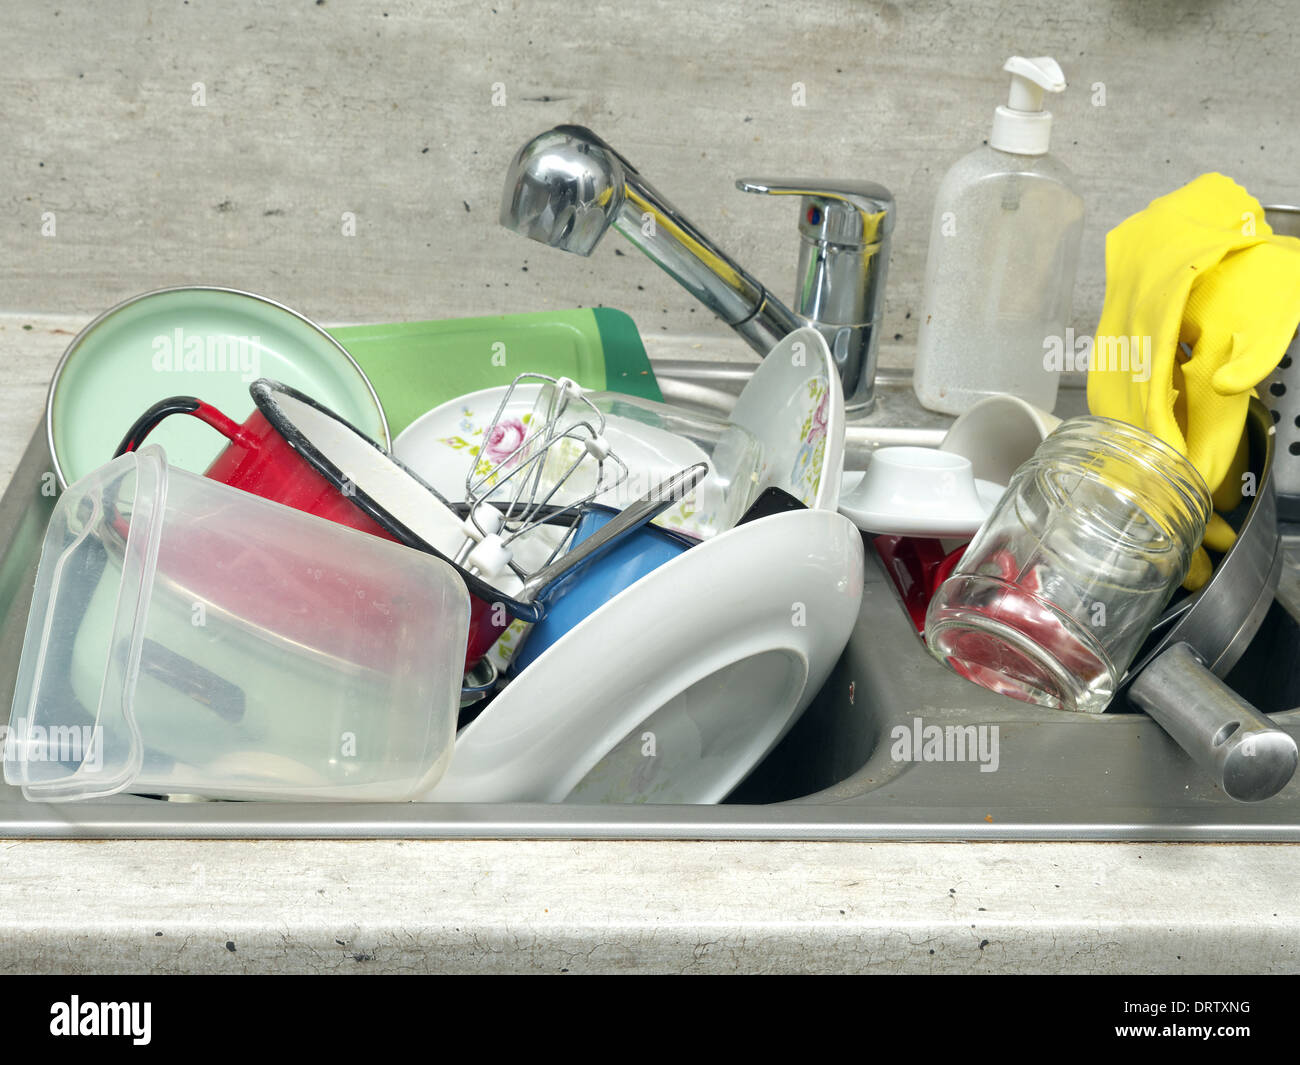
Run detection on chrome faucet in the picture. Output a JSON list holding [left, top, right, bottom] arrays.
[[499, 125, 894, 412]]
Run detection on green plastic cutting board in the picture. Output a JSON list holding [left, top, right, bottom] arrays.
[[328, 308, 661, 437]]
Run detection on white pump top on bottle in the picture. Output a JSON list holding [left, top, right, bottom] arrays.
[[989, 56, 1066, 156]]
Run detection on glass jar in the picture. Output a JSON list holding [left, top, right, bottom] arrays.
[[924, 416, 1211, 714]]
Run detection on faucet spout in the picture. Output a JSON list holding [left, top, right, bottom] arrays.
[[499, 125, 803, 356]]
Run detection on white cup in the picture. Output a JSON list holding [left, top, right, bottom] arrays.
[[940, 394, 1062, 486]]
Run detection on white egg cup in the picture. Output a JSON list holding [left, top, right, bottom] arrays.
[[837, 446, 1003, 538]]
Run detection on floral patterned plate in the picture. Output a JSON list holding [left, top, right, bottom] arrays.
[[392, 386, 736, 541], [394, 326, 845, 534], [727, 326, 845, 513]]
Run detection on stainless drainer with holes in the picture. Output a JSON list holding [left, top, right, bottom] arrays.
[[1263, 205, 1300, 522]]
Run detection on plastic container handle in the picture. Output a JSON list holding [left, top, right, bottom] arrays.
[[113, 396, 257, 457]]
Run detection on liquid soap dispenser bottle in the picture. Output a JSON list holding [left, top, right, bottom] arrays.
[[913, 56, 1084, 415]]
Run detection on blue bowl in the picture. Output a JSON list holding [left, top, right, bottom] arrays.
[[513, 506, 698, 673]]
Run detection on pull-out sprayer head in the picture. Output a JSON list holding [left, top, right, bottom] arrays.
[[499, 125, 626, 255]]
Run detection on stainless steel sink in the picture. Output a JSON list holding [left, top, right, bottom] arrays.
[[0, 369, 1297, 839]]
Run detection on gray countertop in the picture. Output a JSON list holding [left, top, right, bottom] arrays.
[[7, 839, 1300, 974]]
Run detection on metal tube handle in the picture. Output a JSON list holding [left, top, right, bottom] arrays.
[[1128, 641, 1298, 802], [736, 178, 895, 247]]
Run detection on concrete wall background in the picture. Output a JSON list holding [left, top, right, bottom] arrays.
[[2, 0, 1296, 362]]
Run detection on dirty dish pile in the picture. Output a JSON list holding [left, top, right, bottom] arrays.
[[396, 325, 853, 688], [9, 300, 863, 806], [406, 328, 865, 802]]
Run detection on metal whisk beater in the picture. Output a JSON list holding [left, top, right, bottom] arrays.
[[454, 374, 629, 585]]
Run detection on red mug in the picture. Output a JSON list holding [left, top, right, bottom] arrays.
[[115, 393, 510, 668]]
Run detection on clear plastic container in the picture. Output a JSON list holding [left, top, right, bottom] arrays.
[[3, 445, 469, 802], [924, 418, 1210, 714]]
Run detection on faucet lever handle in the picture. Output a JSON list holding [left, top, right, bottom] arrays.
[[737, 178, 894, 413], [736, 178, 894, 247]]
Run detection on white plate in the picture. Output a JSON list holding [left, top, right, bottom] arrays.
[[393, 326, 847, 538], [729, 327, 845, 511], [394, 383, 730, 539], [422, 508, 865, 804]]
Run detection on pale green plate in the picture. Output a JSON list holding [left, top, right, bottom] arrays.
[[48, 287, 389, 487]]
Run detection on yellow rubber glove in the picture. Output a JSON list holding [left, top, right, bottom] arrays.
[[1088, 173, 1300, 589]]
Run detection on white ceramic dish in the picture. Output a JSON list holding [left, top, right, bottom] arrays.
[[729, 326, 845, 511], [838, 446, 1003, 538], [394, 383, 730, 539], [393, 326, 847, 538], [939, 393, 1061, 486], [422, 508, 865, 804]]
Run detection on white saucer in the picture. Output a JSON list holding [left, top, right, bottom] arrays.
[[422, 508, 865, 804]]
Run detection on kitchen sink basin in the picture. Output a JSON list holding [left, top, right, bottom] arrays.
[[0, 369, 1297, 840]]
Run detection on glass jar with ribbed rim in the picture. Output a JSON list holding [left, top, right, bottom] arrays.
[[924, 416, 1211, 714]]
